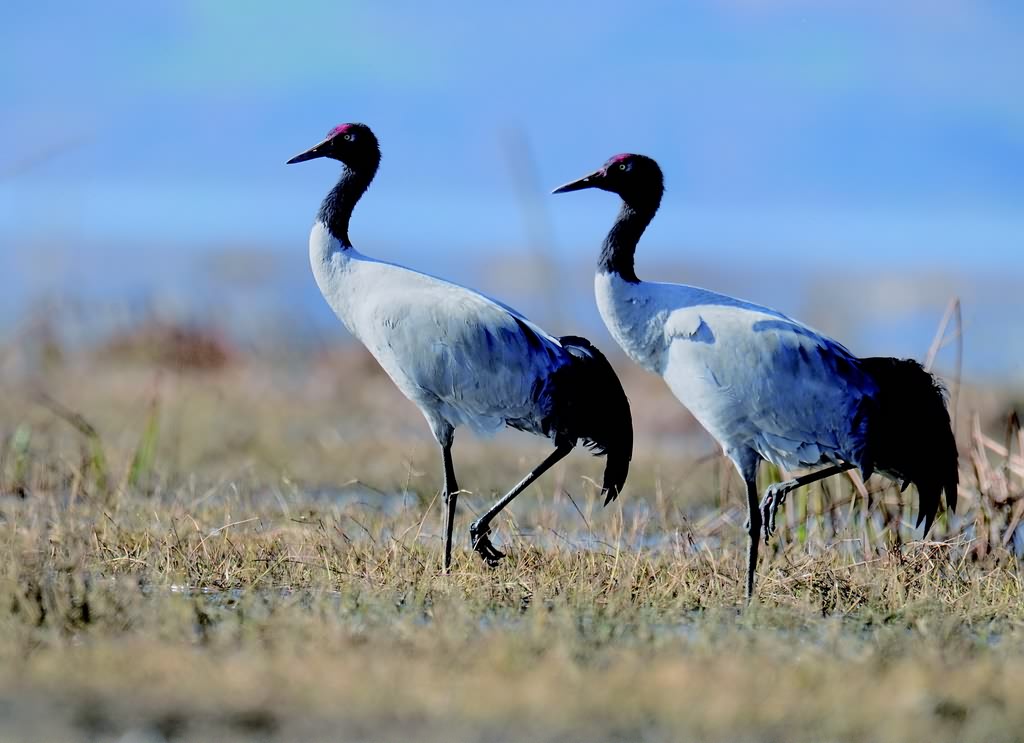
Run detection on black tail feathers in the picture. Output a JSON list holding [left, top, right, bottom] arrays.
[[555, 336, 633, 504], [862, 357, 958, 534]]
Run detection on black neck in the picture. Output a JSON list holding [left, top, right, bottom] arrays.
[[599, 196, 659, 283], [318, 162, 377, 247]]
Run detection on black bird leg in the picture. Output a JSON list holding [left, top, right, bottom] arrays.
[[470, 443, 574, 566], [441, 442, 459, 574], [759, 463, 856, 544], [745, 477, 762, 602]]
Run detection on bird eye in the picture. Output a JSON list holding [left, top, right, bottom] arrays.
[[618, 163, 627, 171], [343, 134, 353, 141]]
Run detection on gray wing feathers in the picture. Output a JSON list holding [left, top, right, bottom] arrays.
[[741, 327, 875, 468], [366, 285, 566, 431], [679, 311, 876, 469]]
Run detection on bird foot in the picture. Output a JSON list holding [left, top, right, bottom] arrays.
[[759, 484, 789, 544], [469, 520, 506, 567]]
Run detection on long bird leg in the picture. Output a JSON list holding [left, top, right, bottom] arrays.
[[759, 463, 856, 543], [745, 478, 762, 602], [441, 442, 459, 574], [470, 443, 574, 566]]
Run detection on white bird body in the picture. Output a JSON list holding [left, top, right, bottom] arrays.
[[289, 123, 632, 571], [555, 152, 956, 599], [309, 221, 569, 440], [595, 270, 874, 474]]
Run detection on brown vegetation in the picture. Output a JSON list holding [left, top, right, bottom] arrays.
[[0, 332, 1022, 742]]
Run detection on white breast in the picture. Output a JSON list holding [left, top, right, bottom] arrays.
[[309, 222, 362, 334], [594, 271, 670, 374]]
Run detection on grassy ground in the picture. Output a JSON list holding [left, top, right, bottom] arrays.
[[1, 343, 1023, 742]]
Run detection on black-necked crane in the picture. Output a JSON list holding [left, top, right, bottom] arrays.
[[287, 123, 632, 571], [554, 153, 957, 599]]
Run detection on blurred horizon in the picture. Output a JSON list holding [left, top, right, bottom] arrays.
[[2, 1, 1022, 382]]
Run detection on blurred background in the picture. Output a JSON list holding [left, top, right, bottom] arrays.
[[4, 8, 1024, 741], [2, 0, 1023, 382]]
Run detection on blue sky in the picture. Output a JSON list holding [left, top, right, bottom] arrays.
[[2, 1, 1023, 376]]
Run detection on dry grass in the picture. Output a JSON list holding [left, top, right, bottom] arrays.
[[0, 340, 1023, 742]]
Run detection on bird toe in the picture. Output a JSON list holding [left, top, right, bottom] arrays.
[[470, 522, 506, 567]]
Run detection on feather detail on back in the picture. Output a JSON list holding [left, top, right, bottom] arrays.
[[599, 270, 875, 473]]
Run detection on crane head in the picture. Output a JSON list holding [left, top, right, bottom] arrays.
[[552, 154, 664, 207], [286, 123, 380, 170]]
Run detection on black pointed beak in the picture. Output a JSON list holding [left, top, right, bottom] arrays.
[[286, 137, 331, 165], [552, 169, 604, 194]]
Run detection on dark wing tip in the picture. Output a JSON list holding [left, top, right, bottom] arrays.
[[601, 459, 628, 505], [915, 481, 945, 536], [602, 485, 619, 507]]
